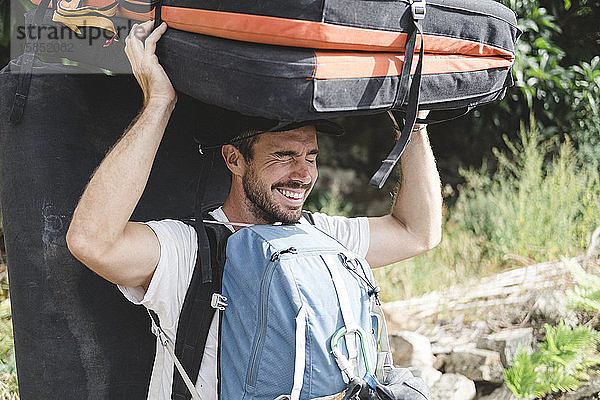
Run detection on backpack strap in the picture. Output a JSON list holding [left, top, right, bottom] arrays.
[[171, 218, 231, 400], [301, 210, 316, 225], [10, 0, 52, 122], [148, 310, 202, 400]]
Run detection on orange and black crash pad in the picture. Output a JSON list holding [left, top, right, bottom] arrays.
[[23, 2, 519, 121]]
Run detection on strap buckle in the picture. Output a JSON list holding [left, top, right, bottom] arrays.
[[211, 293, 228, 310], [148, 313, 171, 347], [410, 0, 426, 20]]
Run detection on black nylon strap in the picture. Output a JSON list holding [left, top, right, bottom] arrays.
[[396, 106, 473, 126], [370, 20, 425, 188], [171, 220, 231, 400], [195, 151, 216, 284], [9, 0, 52, 122], [153, 0, 163, 30], [392, 20, 419, 109], [301, 210, 316, 225]]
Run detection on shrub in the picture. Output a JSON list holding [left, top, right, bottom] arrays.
[[505, 259, 600, 398], [452, 117, 599, 265], [504, 322, 600, 398]]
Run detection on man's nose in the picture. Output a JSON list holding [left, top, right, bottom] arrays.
[[289, 160, 313, 184]]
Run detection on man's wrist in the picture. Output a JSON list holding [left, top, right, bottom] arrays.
[[412, 123, 427, 133], [145, 95, 177, 113]]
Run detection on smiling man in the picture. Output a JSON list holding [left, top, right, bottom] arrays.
[[66, 20, 443, 400]]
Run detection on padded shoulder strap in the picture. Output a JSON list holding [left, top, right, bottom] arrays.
[[171, 217, 232, 400], [301, 210, 315, 225]]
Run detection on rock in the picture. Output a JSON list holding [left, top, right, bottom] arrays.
[[477, 328, 534, 368], [430, 373, 476, 400], [531, 290, 578, 327], [445, 348, 504, 383], [563, 373, 600, 400], [432, 354, 447, 371], [410, 366, 443, 388], [390, 331, 435, 368], [479, 384, 528, 400]]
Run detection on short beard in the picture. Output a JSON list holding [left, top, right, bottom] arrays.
[[242, 167, 305, 225]]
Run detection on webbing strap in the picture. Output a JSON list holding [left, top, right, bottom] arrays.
[[9, 0, 51, 122], [372, 303, 394, 382], [153, 0, 164, 30], [148, 310, 203, 400], [195, 151, 216, 284], [171, 220, 231, 400], [392, 17, 420, 110], [290, 305, 308, 400], [369, 19, 425, 188], [326, 254, 361, 377]]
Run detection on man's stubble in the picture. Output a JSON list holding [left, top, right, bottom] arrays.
[[242, 166, 308, 225]]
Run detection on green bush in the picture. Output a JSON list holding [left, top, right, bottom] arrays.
[[505, 259, 600, 399], [504, 322, 600, 398], [453, 117, 599, 264]]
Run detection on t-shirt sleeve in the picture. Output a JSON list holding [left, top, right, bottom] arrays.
[[308, 212, 370, 257], [117, 219, 197, 331]]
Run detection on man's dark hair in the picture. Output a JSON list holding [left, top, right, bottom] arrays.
[[230, 129, 261, 162]]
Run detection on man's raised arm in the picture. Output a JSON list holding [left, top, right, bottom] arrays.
[[66, 21, 175, 289], [366, 114, 443, 268]]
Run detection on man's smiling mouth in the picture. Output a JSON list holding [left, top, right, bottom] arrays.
[[276, 188, 304, 200]]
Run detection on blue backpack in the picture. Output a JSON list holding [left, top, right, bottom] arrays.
[[148, 215, 421, 400], [220, 223, 379, 399]]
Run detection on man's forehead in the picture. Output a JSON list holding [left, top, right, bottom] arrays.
[[258, 126, 318, 152]]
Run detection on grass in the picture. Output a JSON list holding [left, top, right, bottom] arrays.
[[0, 298, 17, 400], [0, 263, 18, 400], [375, 118, 600, 302]]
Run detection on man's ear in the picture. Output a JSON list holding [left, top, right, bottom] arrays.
[[222, 144, 246, 177]]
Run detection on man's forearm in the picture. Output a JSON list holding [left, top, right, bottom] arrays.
[[391, 128, 442, 248], [68, 100, 174, 247]]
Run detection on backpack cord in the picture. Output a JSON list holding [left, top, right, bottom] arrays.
[[147, 310, 204, 400]]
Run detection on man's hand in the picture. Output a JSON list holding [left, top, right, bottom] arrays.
[[125, 20, 176, 106], [391, 110, 430, 140]]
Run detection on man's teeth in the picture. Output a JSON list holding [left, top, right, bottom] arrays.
[[279, 189, 303, 199]]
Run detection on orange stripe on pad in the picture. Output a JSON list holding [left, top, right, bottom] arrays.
[[160, 7, 514, 59], [313, 52, 513, 80]]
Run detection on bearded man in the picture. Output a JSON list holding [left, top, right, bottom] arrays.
[[66, 20, 443, 400]]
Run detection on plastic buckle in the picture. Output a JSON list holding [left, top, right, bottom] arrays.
[[150, 322, 171, 347], [211, 293, 228, 310], [410, 0, 426, 20]]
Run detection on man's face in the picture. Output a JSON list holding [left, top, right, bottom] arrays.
[[242, 126, 318, 224]]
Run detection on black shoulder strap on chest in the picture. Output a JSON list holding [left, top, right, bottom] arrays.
[[171, 218, 231, 400], [301, 210, 316, 225]]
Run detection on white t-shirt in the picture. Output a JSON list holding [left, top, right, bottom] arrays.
[[118, 208, 370, 400]]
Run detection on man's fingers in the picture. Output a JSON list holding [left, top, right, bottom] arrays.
[[144, 22, 167, 56], [130, 20, 154, 42]]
